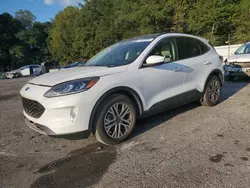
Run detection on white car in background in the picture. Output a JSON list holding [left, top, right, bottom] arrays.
[[5, 65, 42, 79], [224, 42, 250, 80], [20, 33, 224, 145]]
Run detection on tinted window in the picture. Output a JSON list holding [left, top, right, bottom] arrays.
[[148, 37, 177, 63], [31, 65, 40, 68], [197, 39, 209, 54], [176, 37, 200, 59]]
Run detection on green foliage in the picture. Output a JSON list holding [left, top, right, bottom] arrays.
[[231, 0, 250, 43], [0, 13, 22, 71], [187, 0, 240, 45], [0, 11, 51, 71], [50, 0, 250, 64], [2, 0, 250, 69], [48, 6, 83, 64], [15, 9, 36, 28]]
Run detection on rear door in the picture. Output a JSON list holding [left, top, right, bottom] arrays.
[[175, 37, 213, 92]]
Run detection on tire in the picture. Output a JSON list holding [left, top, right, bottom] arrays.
[[202, 75, 221, 106], [92, 94, 136, 145], [14, 73, 22, 78]]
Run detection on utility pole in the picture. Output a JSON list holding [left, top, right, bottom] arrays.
[[228, 34, 231, 58]]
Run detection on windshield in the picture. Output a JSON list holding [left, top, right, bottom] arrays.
[[235, 43, 250, 54], [85, 39, 153, 67]]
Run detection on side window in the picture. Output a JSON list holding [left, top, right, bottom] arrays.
[[196, 39, 210, 54], [176, 37, 201, 60], [148, 37, 177, 63]]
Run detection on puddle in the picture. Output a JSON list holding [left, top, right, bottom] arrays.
[[240, 157, 248, 161], [217, 134, 223, 137], [209, 154, 224, 163], [233, 140, 239, 145], [31, 143, 117, 188], [224, 163, 234, 167]]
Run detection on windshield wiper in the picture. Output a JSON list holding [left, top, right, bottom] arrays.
[[86, 64, 117, 67], [106, 64, 116, 67]]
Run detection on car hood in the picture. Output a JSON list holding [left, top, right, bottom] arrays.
[[29, 65, 128, 86], [227, 54, 250, 63]]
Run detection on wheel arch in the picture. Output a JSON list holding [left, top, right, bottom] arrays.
[[88, 86, 144, 130], [202, 69, 223, 92]]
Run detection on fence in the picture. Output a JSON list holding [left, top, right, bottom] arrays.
[[214, 44, 242, 61]]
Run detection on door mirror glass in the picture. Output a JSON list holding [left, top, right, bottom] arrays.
[[146, 55, 165, 65]]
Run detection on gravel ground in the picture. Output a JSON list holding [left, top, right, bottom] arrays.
[[0, 77, 250, 188]]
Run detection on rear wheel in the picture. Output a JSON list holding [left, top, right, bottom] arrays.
[[202, 76, 221, 106], [92, 94, 136, 145]]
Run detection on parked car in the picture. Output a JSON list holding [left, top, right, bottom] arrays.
[[60, 62, 86, 69], [224, 42, 250, 80], [20, 33, 224, 145], [5, 65, 42, 79]]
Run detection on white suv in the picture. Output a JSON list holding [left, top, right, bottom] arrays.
[[20, 33, 224, 145]]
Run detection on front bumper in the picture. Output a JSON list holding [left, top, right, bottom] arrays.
[[224, 65, 250, 77], [20, 83, 96, 136], [24, 117, 91, 138]]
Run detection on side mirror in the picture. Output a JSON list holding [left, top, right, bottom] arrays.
[[146, 55, 165, 65]]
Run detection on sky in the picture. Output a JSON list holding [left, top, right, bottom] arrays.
[[0, 0, 83, 22]]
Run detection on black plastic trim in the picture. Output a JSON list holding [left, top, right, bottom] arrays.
[[205, 69, 224, 90], [88, 86, 144, 130], [49, 130, 91, 140], [141, 90, 202, 118]]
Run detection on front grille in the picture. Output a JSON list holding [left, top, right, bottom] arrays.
[[22, 97, 45, 118]]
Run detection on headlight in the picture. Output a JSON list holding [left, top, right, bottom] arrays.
[[44, 77, 99, 98]]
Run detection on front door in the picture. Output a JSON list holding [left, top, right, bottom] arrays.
[[138, 37, 186, 110]]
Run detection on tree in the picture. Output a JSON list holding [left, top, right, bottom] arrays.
[[0, 10, 51, 71], [16, 21, 52, 62], [187, 0, 239, 45], [15, 10, 36, 29], [0, 13, 22, 71], [48, 0, 175, 64], [9, 45, 25, 67], [231, 0, 250, 43], [48, 6, 83, 64]]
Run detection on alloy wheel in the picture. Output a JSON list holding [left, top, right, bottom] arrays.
[[208, 79, 220, 103], [104, 103, 132, 139]]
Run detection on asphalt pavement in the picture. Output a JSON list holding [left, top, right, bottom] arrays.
[[0, 77, 250, 188]]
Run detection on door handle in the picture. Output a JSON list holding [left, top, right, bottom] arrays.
[[173, 67, 182, 72], [204, 61, 212, 65]]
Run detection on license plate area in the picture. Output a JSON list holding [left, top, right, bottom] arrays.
[[226, 68, 250, 72]]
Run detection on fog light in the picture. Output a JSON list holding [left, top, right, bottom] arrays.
[[70, 107, 78, 123]]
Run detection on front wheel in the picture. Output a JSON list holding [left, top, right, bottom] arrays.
[[92, 94, 136, 145], [202, 76, 221, 106], [14, 73, 22, 78]]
